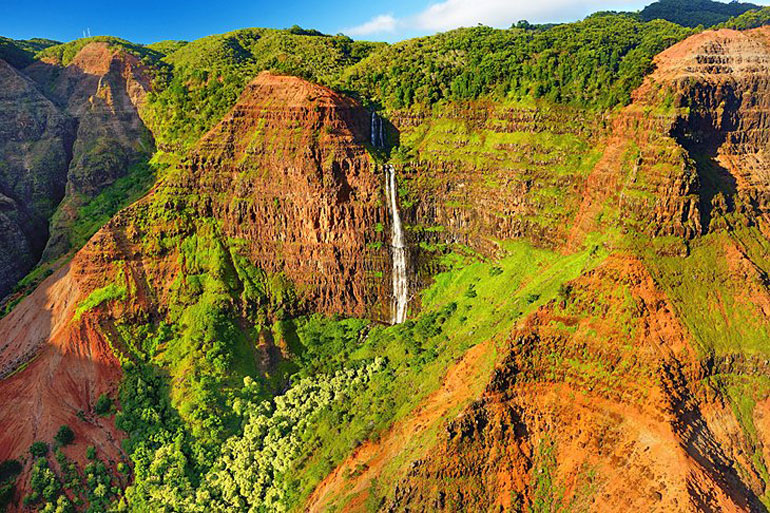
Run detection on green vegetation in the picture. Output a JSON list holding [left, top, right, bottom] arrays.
[[646, 228, 770, 356], [102, 234, 603, 511], [53, 426, 74, 447], [29, 442, 48, 458], [0, 460, 22, 512], [35, 36, 163, 66], [19, 434, 119, 513], [530, 438, 565, 513], [145, 40, 189, 55], [0, 37, 59, 68], [5, 6, 770, 512], [141, 15, 694, 150], [94, 394, 112, 416], [720, 6, 770, 29], [24, 458, 63, 509], [1, 264, 55, 319], [395, 102, 604, 238], [341, 15, 692, 110], [143, 27, 382, 149], [641, 0, 760, 27], [74, 283, 128, 321], [69, 160, 158, 251]]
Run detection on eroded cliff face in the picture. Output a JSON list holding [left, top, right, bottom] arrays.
[[186, 72, 388, 316], [657, 28, 770, 234], [390, 103, 605, 252], [24, 42, 153, 260], [0, 72, 389, 500], [2, 26, 770, 513], [0, 41, 154, 306], [0, 264, 124, 474], [382, 256, 767, 512], [307, 28, 770, 512], [0, 59, 74, 299]]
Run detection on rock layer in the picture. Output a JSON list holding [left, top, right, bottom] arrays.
[[0, 59, 74, 298], [24, 42, 153, 260], [185, 71, 388, 316], [0, 72, 389, 495]]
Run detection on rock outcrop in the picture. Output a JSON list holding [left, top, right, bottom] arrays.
[[0, 59, 74, 298], [655, 28, 770, 233], [306, 28, 770, 512], [24, 42, 153, 260], [186, 72, 388, 316], [0, 72, 389, 495], [2, 26, 770, 513], [382, 256, 766, 512]]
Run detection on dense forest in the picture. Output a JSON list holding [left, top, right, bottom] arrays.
[[640, 0, 760, 27]]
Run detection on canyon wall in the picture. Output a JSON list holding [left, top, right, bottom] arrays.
[[1, 26, 770, 513], [24, 42, 154, 260], [0, 59, 74, 298], [308, 27, 770, 512]]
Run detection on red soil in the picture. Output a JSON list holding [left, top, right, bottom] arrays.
[[0, 264, 124, 506]]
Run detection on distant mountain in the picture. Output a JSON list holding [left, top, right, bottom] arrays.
[[641, 0, 761, 27]]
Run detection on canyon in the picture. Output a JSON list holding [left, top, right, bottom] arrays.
[[0, 8, 769, 513]]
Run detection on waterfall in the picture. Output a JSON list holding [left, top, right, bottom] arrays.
[[371, 112, 385, 149], [385, 165, 408, 324]]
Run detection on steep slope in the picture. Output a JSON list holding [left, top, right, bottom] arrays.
[[23, 41, 154, 260], [0, 263, 124, 467], [655, 28, 770, 233], [187, 72, 386, 316], [0, 59, 74, 299], [0, 71, 389, 508], [304, 27, 770, 512], [379, 255, 766, 512], [3, 22, 770, 513], [0, 38, 59, 69]]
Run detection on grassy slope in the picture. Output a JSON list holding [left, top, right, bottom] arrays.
[[645, 227, 770, 357]]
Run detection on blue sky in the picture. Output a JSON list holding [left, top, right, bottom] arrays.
[[2, 0, 768, 44]]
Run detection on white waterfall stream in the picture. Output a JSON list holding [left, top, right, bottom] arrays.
[[385, 165, 408, 324], [371, 112, 384, 148]]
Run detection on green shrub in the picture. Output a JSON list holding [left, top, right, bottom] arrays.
[[29, 442, 48, 458], [54, 426, 74, 447], [73, 283, 127, 321], [94, 394, 112, 416], [0, 460, 21, 483]]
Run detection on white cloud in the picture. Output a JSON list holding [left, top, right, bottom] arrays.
[[342, 0, 671, 39], [413, 0, 610, 31], [344, 14, 398, 36]]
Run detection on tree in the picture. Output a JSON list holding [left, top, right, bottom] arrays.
[[29, 442, 48, 457], [94, 394, 112, 416], [54, 426, 74, 447]]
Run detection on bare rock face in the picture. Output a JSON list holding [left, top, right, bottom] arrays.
[[655, 27, 770, 233], [0, 59, 74, 298], [383, 256, 766, 512], [24, 42, 153, 260], [598, 27, 770, 241], [185, 71, 388, 317]]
